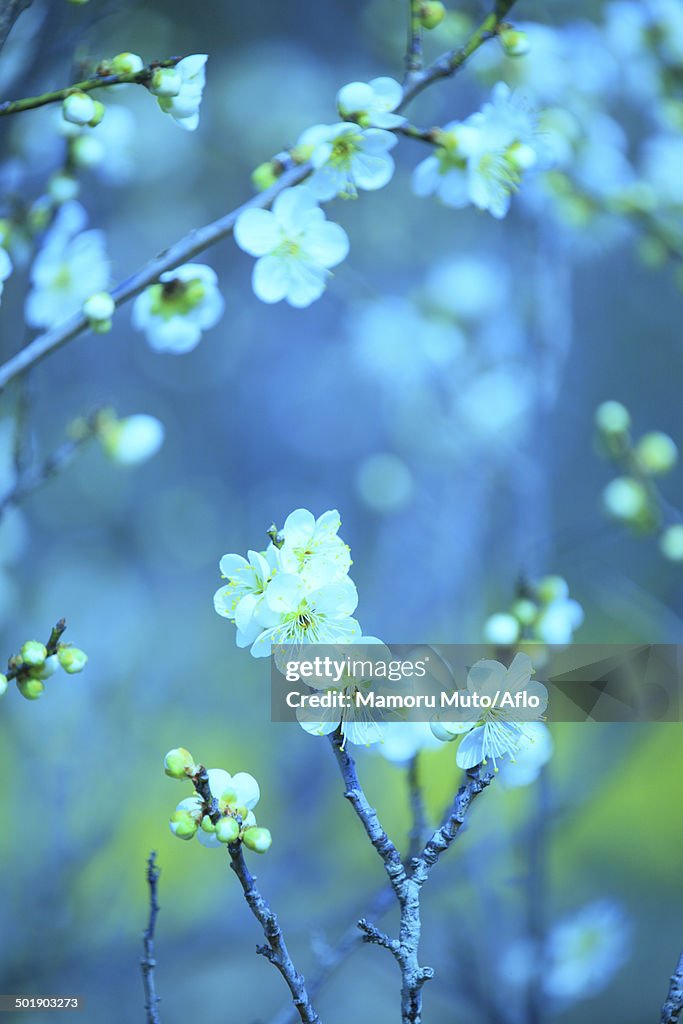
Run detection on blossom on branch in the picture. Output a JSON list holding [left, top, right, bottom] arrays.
[[154, 55, 208, 131], [132, 263, 224, 353], [234, 187, 349, 307], [297, 122, 397, 200], [337, 76, 405, 128]]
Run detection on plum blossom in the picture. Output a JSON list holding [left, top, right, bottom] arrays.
[[275, 508, 351, 585], [155, 55, 207, 131], [250, 574, 361, 657], [98, 413, 165, 466], [24, 201, 109, 328], [297, 122, 397, 200], [234, 187, 349, 307], [213, 549, 279, 648], [196, 768, 260, 849], [132, 263, 224, 354], [430, 653, 548, 770], [337, 76, 404, 128], [496, 722, 554, 787], [413, 82, 541, 218]]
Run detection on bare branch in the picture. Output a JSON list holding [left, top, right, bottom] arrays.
[[405, 0, 424, 80], [141, 852, 162, 1024], [0, 0, 32, 54], [661, 951, 683, 1024]]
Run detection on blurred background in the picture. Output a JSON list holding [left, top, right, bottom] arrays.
[[0, 0, 682, 1021]]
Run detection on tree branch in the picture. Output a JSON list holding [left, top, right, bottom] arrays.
[[405, 0, 424, 80], [0, 57, 181, 116], [406, 754, 429, 863], [661, 951, 683, 1024], [399, 0, 517, 109], [141, 852, 162, 1024], [190, 767, 320, 1024], [228, 843, 321, 1024], [0, 0, 32, 55]]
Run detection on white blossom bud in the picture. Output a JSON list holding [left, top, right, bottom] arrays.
[[0, 674, 7, 697], [536, 576, 569, 604], [71, 134, 105, 169], [164, 748, 196, 779], [62, 92, 97, 126], [149, 68, 182, 97], [660, 524, 683, 562], [483, 613, 520, 646], [595, 401, 630, 436], [602, 477, 649, 522], [634, 432, 678, 476], [110, 52, 145, 75], [21, 641, 47, 668], [17, 677, 45, 700], [242, 826, 272, 853], [169, 810, 198, 840], [57, 646, 88, 674], [215, 817, 240, 843], [28, 654, 59, 680], [48, 173, 80, 203], [83, 292, 115, 333], [99, 414, 165, 466]]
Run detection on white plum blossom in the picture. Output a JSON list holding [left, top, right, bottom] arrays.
[[213, 549, 279, 648], [413, 82, 541, 218], [24, 201, 109, 328], [0, 247, 11, 305], [250, 574, 361, 657], [156, 55, 207, 131], [535, 596, 584, 644], [234, 187, 349, 307], [430, 653, 548, 770], [337, 76, 404, 128], [275, 508, 351, 585], [99, 414, 165, 466], [496, 722, 554, 787], [297, 122, 397, 200], [375, 721, 442, 763], [196, 768, 260, 848], [132, 263, 224, 353], [297, 636, 388, 747]]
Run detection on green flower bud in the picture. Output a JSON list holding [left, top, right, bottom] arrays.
[[21, 641, 47, 668], [169, 810, 198, 840], [419, 2, 446, 29], [595, 400, 630, 436], [511, 598, 537, 627], [482, 613, 519, 646], [88, 100, 106, 127], [251, 161, 279, 192], [242, 826, 272, 854], [536, 576, 569, 604], [660, 524, 683, 562], [0, 674, 7, 698], [110, 52, 145, 75], [500, 27, 530, 56], [62, 91, 96, 126], [149, 67, 182, 97], [163, 747, 196, 779], [200, 815, 217, 833], [634, 432, 678, 476], [28, 654, 59, 681], [17, 677, 45, 700], [602, 477, 650, 523], [215, 817, 240, 843], [57, 646, 88, 674]]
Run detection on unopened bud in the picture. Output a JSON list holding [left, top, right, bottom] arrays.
[[110, 52, 145, 75], [483, 613, 519, 646], [595, 400, 630, 436], [62, 92, 96, 126], [242, 826, 272, 853], [21, 641, 47, 668], [536, 576, 569, 604], [500, 27, 530, 56], [634, 432, 678, 476], [0, 674, 7, 697], [164, 748, 196, 779], [251, 161, 279, 192], [58, 646, 88, 674], [149, 67, 182, 97], [17, 677, 45, 700], [169, 810, 198, 840], [602, 477, 650, 522], [215, 817, 240, 843], [660, 524, 683, 562], [419, 2, 446, 29], [29, 654, 59, 681], [83, 292, 115, 331]]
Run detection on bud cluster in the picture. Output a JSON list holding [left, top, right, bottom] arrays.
[[164, 749, 272, 854], [483, 574, 584, 655], [595, 401, 682, 559], [2, 625, 87, 702]]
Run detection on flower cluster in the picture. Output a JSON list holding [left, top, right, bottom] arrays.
[[149, 55, 208, 131], [164, 748, 272, 852], [412, 82, 543, 218], [484, 575, 584, 649], [214, 508, 358, 657], [430, 653, 549, 771], [132, 263, 224, 353], [595, 400, 682, 560], [2, 636, 87, 702]]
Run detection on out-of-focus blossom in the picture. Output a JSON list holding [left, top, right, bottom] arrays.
[[0, 247, 11, 305], [337, 76, 404, 128], [132, 263, 224, 354]]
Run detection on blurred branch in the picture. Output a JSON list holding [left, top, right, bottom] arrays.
[[660, 951, 683, 1024], [399, 0, 517, 109], [0, 161, 312, 392], [191, 768, 320, 1024], [525, 769, 550, 1024], [0, 57, 182, 116], [5, 618, 66, 681], [405, 0, 424, 80], [0, 0, 31, 54], [141, 852, 162, 1024]]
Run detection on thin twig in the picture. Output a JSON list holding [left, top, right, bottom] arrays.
[[0, 426, 96, 515], [661, 952, 683, 1024], [191, 767, 320, 1024], [398, 0, 517, 109], [141, 852, 162, 1024], [405, 0, 424, 80], [0, 57, 181, 116]]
